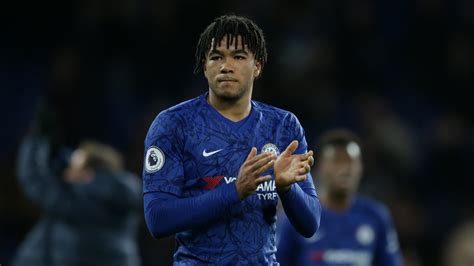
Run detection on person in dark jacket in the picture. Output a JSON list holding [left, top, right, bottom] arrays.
[[12, 133, 142, 266]]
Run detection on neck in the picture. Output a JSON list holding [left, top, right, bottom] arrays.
[[320, 188, 354, 212], [207, 90, 252, 122]]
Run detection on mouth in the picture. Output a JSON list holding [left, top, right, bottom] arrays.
[[334, 176, 352, 185], [217, 77, 238, 83]]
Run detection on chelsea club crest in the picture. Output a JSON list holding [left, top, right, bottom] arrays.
[[261, 143, 280, 156]]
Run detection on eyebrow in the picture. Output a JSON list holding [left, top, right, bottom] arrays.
[[208, 49, 250, 56]]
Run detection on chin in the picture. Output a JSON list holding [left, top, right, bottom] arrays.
[[212, 88, 246, 102], [333, 188, 351, 198], [218, 93, 242, 102]]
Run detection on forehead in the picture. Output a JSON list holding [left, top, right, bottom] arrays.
[[209, 35, 250, 52], [321, 143, 361, 161]]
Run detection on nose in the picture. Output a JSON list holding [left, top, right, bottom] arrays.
[[336, 162, 351, 177], [220, 58, 234, 73]]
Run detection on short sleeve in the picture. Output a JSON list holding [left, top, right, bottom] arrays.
[[143, 111, 185, 196]]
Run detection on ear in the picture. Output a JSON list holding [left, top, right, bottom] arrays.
[[254, 61, 262, 78]]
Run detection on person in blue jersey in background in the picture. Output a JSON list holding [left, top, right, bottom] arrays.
[[143, 14, 321, 265], [277, 129, 403, 266]]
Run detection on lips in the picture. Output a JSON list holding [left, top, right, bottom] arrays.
[[217, 77, 238, 82]]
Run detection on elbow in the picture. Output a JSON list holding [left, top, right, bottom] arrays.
[[145, 213, 173, 239], [300, 230, 315, 239], [145, 217, 173, 239], [293, 213, 319, 238], [144, 204, 174, 239], [300, 200, 322, 238], [299, 220, 318, 238], [148, 227, 170, 239]]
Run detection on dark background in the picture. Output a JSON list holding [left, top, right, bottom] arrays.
[[1, 0, 473, 265]]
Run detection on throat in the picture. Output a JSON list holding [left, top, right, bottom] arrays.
[[321, 190, 353, 211], [219, 107, 251, 122], [207, 94, 251, 122]]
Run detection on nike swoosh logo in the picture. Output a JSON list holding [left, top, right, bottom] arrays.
[[202, 149, 223, 157]]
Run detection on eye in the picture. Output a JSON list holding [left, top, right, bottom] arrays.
[[234, 55, 246, 60], [209, 55, 222, 61]]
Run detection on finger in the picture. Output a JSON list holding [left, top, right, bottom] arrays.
[[296, 161, 309, 168], [296, 150, 314, 161], [282, 140, 299, 156], [246, 147, 257, 160], [249, 155, 274, 173], [294, 174, 307, 182], [255, 175, 272, 184], [298, 163, 310, 175], [244, 147, 260, 166], [247, 152, 274, 166], [253, 159, 274, 176], [308, 155, 314, 166]]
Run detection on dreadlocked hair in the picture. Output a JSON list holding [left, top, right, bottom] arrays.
[[194, 14, 268, 74]]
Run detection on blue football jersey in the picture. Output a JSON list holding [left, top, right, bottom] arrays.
[[277, 195, 403, 266], [143, 93, 318, 265]]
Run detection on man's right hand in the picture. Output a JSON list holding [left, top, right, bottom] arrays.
[[235, 147, 276, 200]]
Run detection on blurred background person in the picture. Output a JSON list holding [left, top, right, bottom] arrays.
[[11, 105, 142, 266], [277, 129, 403, 266], [442, 218, 474, 266]]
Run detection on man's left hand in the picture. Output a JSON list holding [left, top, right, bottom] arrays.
[[274, 140, 314, 193]]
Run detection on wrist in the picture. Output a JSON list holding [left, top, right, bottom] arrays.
[[234, 182, 245, 200], [277, 184, 291, 194]]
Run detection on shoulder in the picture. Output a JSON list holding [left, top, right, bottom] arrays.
[[253, 100, 301, 126], [153, 95, 203, 124], [146, 95, 204, 142], [354, 195, 393, 224]]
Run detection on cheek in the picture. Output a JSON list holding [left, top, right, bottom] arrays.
[[242, 66, 256, 81], [248, 63, 257, 75], [204, 64, 211, 76], [350, 169, 362, 181], [350, 162, 363, 176], [204, 62, 216, 75]]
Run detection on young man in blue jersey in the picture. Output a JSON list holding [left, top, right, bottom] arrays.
[[143, 14, 321, 264], [277, 129, 403, 266]]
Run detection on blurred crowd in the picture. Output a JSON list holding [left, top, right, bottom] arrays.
[[1, 0, 473, 265]]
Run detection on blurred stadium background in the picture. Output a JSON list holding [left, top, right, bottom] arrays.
[[1, 0, 473, 265]]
